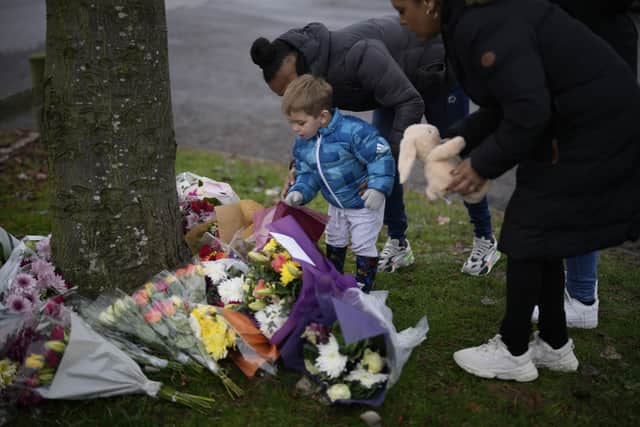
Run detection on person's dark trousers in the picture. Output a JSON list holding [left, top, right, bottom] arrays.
[[499, 257, 568, 356], [372, 108, 408, 241], [356, 255, 378, 293], [464, 197, 493, 239], [325, 244, 347, 274]]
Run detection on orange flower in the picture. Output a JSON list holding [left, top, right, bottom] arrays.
[[143, 309, 162, 323], [253, 280, 268, 299], [160, 299, 176, 316], [271, 253, 287, 273]]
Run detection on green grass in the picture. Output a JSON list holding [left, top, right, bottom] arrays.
[[2, 146, 640, 426]]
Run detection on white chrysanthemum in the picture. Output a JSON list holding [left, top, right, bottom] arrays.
[[254, 301, 288, 338], [218, 276, 246, 304], [345, 364, 389, 388], [315, 335, 347, 379], [202, 261, 228, 284]]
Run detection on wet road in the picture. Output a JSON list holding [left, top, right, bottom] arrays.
[[0, 0, 515, 208]]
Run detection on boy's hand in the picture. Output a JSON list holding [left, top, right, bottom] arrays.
[[280, 166, 297, 199], [284, 191, 303, 206], [361, 189, 385, 210]]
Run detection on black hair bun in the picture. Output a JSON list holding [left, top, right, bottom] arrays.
[[250, 37, 275, 68]]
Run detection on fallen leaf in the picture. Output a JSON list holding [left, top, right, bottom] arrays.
[[600, 344, 622, 360], [437, 215, 450, 225], [467, 402, 483, 413]]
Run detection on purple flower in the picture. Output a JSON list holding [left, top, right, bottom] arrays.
[[30, 258, 55, 282], [48, 273, 68, 293], [11, 273, 37, 293], [36, 236, 52, 260], [6, 294, 33, 314]]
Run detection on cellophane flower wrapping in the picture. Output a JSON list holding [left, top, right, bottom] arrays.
[[79, 289, 194, 367], [132, 271, 243, 397], [0, 309, 215, 412]]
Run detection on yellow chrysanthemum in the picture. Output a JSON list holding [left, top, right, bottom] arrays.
[[280, 260, 301, 285], [262, 238, 278, 254], [193, 307, 236, 360], [25, 353, 45, 370]]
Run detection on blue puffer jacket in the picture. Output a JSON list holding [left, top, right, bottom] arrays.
[[289, 109, 395, 209]]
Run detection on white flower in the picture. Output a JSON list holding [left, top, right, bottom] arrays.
[[315, 335, 347, 379], [362, 348, 384, 374], [326, 383, 351, 402], [202, 261, 228, 284], [345, 364, 389, 388], [218, 276, 245, 305], [254, 301, 288, 338]]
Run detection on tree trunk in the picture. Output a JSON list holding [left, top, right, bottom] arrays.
[[43, 0, 191, 296]]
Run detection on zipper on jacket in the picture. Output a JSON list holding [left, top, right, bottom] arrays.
[[315, 136, 344, 209]]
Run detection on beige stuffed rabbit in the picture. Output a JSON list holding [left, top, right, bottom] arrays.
[[397, 124, 490, 203]]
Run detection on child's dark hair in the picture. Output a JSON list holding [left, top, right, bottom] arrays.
[[250, 37, 308, 82], [281, 74, 333, 117]]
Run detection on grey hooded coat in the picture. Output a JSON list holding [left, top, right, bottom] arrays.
[[277, 16, 448, 151]]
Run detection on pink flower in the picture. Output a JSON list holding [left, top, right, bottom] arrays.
[[271, 253, 287, 273], [12, 273, 37, 293], [133, 290, 149, 306], [50, 325, 65, 341], [44, 300, 61, 318], [6, 294, 33, 313], [153, 281, 168, 292], [159, 300, 176, 316], [36, 237, 52, 260], [143, 309, 162, 323], [30, 259, 55, 282]]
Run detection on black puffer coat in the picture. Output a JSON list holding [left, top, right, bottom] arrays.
[[277, 16, 448, 150], [442, 0, 640, 259]]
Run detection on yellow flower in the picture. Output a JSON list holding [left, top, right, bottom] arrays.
[[0, 359, 18, 388], [192, 307, 236, 360], [144, 282, 154, 294], [25, 353, 45, 370], [280, 261, 301, 285], [44, 340, 66, 353], [262, 238, 278, 254]]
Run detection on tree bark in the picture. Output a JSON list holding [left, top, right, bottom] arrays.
[[43, 0, 191, 296]]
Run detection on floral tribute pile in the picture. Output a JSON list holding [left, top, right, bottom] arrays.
[[0, 173, 429, 415]]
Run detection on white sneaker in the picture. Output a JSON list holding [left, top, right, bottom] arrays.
[[461, 235, 501, 276], [378, 238, 415, 272], [531, 288, 598, 329], [529, 331, 579, 372], [453, 335, 539, 382]]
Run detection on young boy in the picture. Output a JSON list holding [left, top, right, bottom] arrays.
[[281, 74, 395, 292]]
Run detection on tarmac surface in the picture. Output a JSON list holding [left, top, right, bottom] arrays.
[[0, 0, 516, 209]]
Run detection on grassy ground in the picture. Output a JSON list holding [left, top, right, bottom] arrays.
[[1, 144, 640, 426]]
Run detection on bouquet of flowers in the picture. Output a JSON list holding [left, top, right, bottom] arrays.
[[174, 263, 207, 305], [242, 238, 303, 338], [133, 274, 243, 398], [301, 321, 389, 403], [0, 235, 72, 315], [176, 172, 239, 234], [77, 293, 201, 374], [300, 288, 429, 406], [0, 310, 216, 412]]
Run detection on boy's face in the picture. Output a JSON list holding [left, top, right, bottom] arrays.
[[286, 110, 330, 140]]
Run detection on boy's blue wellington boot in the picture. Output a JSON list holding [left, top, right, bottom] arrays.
[[326, 244, 347, 273], [356, 255, 378, 293]]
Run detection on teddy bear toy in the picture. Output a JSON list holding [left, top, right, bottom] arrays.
[[397, 124, 490, 204]]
